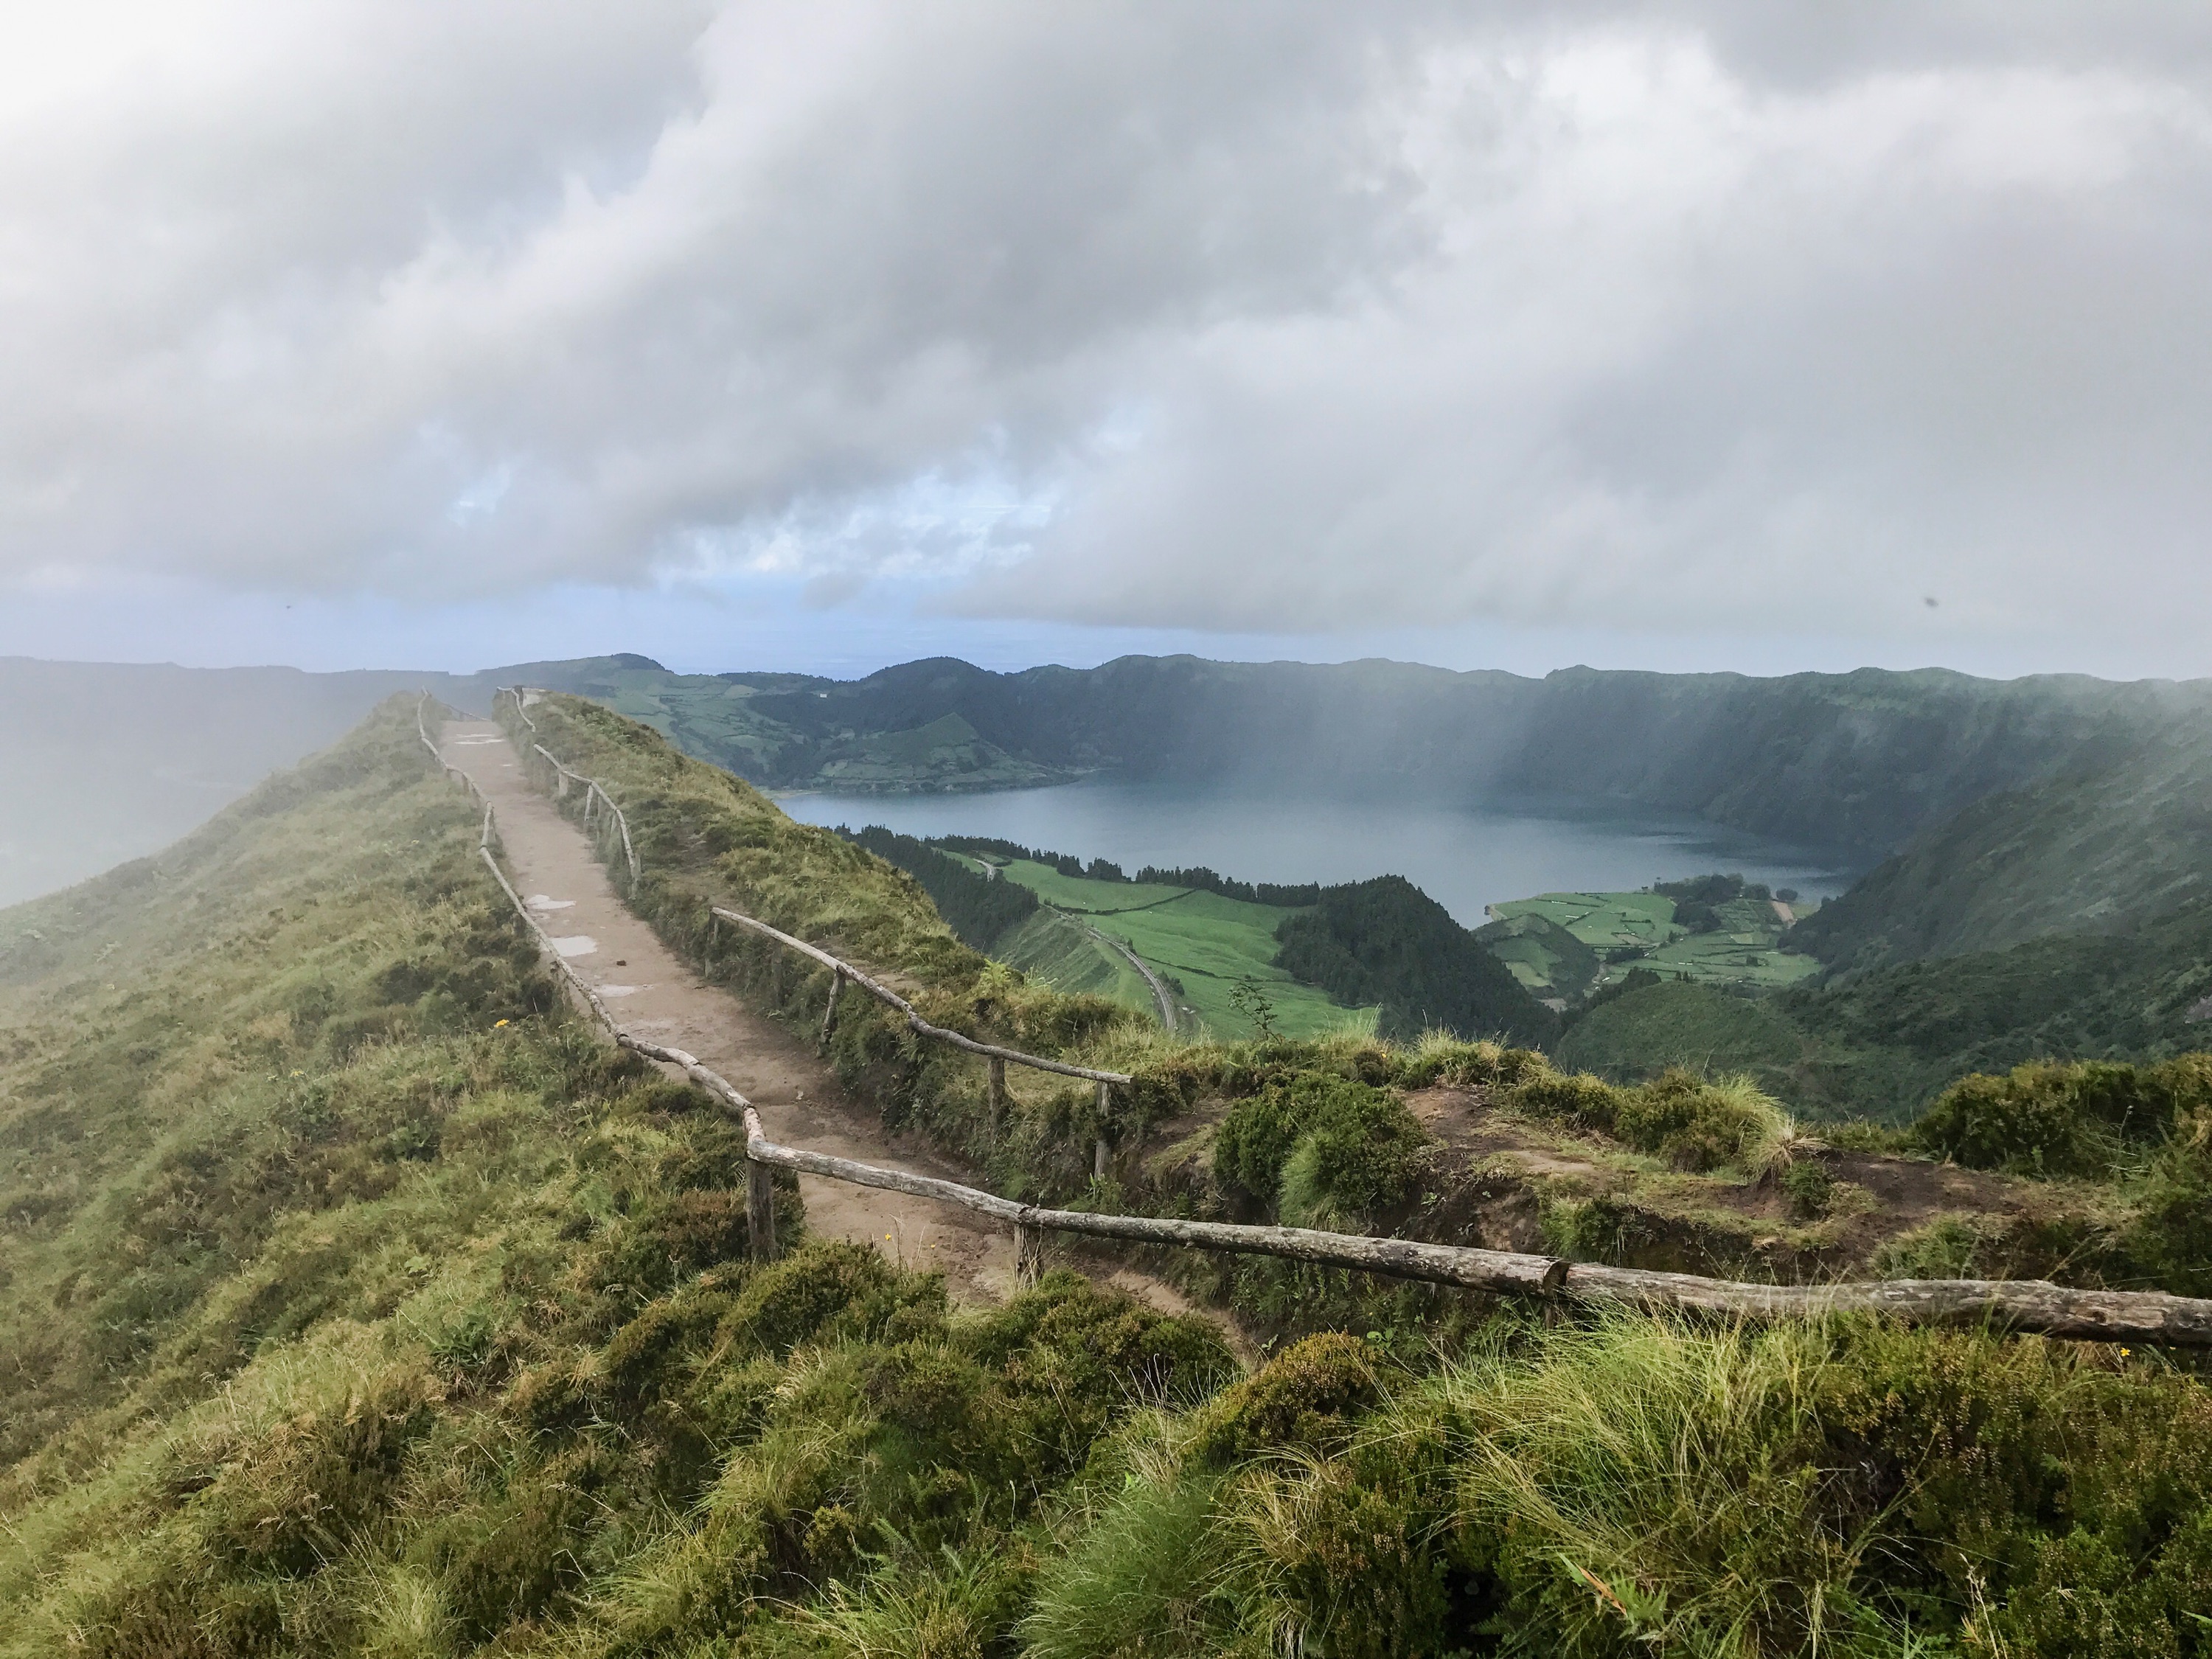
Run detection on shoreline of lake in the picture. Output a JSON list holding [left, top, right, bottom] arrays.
[[777, 777, 1868, 928]]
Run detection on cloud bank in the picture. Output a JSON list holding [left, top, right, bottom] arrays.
[[7, 2, 2212, 656]]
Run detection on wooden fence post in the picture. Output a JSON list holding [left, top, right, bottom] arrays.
[[1014, 1220, 1044, 1288], [988, 1055, 1006, 1141], [819, 969, 844, 1051], [748, 1155, 779, 1263], [1093, 1078, 1112, 1179]]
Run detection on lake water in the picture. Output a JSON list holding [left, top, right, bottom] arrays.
[[778, 779, 1867, 926]]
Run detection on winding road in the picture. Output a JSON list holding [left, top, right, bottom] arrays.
[[1088, 922, 1180, 1033]]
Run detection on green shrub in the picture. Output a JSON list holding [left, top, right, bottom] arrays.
[[1211, 1074, 1427, 1220], [714, 1238, 897, 1358], [1910, 1056, 2212, 1178], [192, 1369, 439, 1576], [2118, 1103, 2212, 1295], [600, 1277, 740, 1404], [1508, 1065, 1624, 1131], [1782, 1158, 1834, 1220], [411, 1467, 597, 1643], [1021, 1469, 1231, 1659], [1868, 1214, 1993, 1279], [1611, 1068, 1793, 1172], [1193, 1332, 1380, 1462]]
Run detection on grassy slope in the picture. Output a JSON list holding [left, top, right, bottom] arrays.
[[1795, 720, 2212, 971], [1560, 896, 2212, 1123], [991, 859, 1365, 1039], [5, 699, 2211, 1655], [991, 903, 1158, 1008], [1558, 980, 1810, 1091], [1489, 889, 1820, 992]]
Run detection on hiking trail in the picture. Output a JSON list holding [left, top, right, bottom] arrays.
[[440, 718, 1230, 1335]]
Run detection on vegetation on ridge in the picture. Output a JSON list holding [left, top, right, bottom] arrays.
[[5, 698, 2212, 1654]]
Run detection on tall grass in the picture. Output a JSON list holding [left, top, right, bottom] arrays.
[[2, 700, 2208, 1655]]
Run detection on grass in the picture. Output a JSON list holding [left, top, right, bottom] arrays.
[[984, 858, 1373, 1040], [7, 698, 2212, 1655], [1489, 889, 1821, 992], [991, 903, 1161, 1008], [1019, 1318, 2212, 1659], [1558, 978, 1812, 1089]]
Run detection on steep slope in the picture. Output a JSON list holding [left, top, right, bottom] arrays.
[[554, 653, 2211, 853], [1794, 718, 2212, 969], [0, 698, 576, 1470], [1275, 874, 1559, 1046], [8, 697, 2212, 1658], [1562, 897, 2212, 1121]]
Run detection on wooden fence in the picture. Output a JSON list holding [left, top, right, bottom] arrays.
[[495, 688, 639, 885], [441, 690, 2212, 1349]]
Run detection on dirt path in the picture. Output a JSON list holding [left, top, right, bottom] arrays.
[[441, 719, 1239, 1346], [1088, 921, 1178, 1032]]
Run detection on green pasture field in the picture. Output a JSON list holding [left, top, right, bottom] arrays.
[[1488, 890, 1820, 992], [1642, 927, 1823, 989], [975, 857, 1375, 1040], [989, 905, 1158, 1010], [1489, 889, 1676, 950]]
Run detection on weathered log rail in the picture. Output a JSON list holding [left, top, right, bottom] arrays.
[[492, 685, 1130, 1172], [740, 1110, 2212, 1346], [434, 692, 2212, 1349], [706, 906, 1131, 1176], [494, 686, 638, 884]]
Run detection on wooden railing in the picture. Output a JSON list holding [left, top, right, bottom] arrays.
[[437, 691, 2212, 1348], [736, 1109, 2212, 1345], [493, 685, 1130, 1170], [495, 687, 638, 883]]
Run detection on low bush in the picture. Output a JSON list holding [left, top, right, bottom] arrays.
[[1911, 1055, 2212, 1178], [1507, 1061, 1794, 1174], [1213, 1073, 1427, 1221], [1192, 1331, 1382, 1461]]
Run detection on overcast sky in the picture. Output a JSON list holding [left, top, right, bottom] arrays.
[[4, 2, 2211, 681]]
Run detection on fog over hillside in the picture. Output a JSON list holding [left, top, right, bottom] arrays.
[[10, 650, 2208, 933], [0, 657, 638, 905]]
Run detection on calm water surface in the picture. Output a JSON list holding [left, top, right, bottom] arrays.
[[778, 780, 1866, 926]]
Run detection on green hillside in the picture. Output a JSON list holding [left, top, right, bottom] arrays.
[[1276, 875, 1559, 1046], [1486, 883, 1820, 995], [8, 698, 2212, 1655], [1560, 896, 2212, 1121], [1557, 978, 1810, 1091], [976, 856, 1367, 1040], [514, 653, 2212, 855], [1795, 720, 2212, 971]]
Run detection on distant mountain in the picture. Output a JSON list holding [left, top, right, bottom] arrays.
[[1791, 719, 2212, 971], [533, 654, 2208, 855], [13, 652, 2210, 979]]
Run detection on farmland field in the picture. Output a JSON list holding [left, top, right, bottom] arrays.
[[956, 854, 1374, 1039], [1486, 890, 1821, 993]]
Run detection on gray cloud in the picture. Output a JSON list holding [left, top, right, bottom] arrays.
[[5, 3, 2211, 655]]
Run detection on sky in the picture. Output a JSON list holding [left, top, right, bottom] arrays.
[[4, 2, 2211, 684]]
